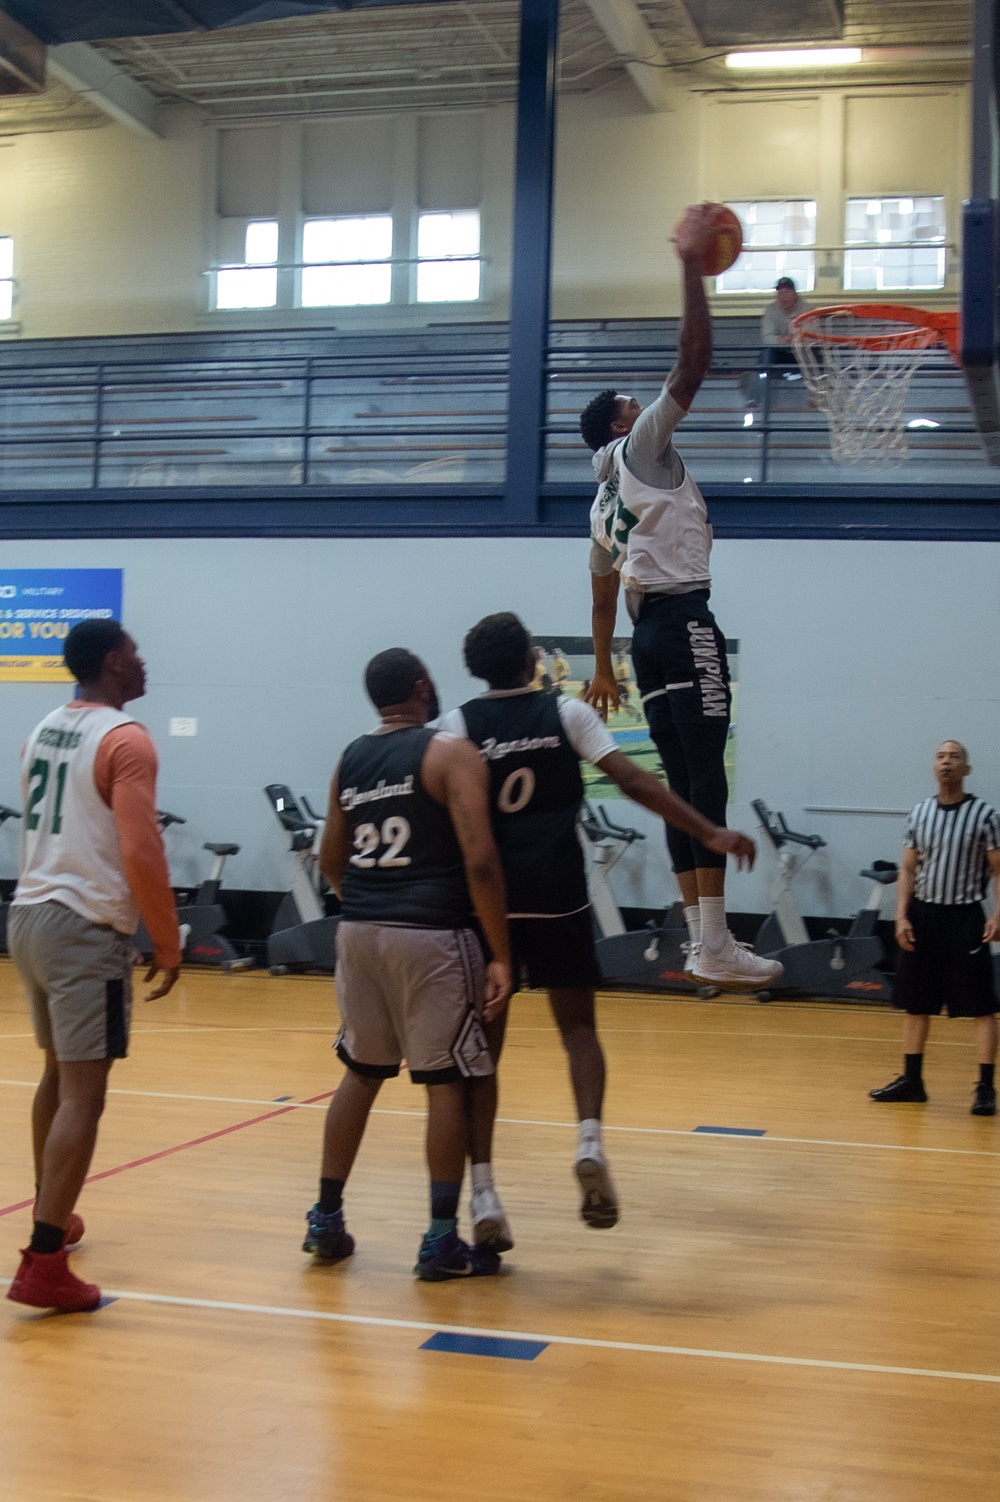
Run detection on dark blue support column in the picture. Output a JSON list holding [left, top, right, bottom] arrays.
[[503, 0, 560, 526]]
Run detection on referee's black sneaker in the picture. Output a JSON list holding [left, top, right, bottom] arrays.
[[971, 1083, 997, 1116], [869, 1074, 928, 1103]]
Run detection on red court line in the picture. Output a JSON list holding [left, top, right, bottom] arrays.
[[0, 1088, 337, 1219]]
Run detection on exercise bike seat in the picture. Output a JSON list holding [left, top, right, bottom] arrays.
[[860, 861, 898, 885], [204, 842, 240, 857]]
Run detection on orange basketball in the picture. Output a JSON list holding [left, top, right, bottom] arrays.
[[700, 204, 743, 276]]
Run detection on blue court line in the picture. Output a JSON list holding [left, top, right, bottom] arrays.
[[420, 1332, 547, 1361], [694, 1126, 767, 1137], [273, 1096, 293, 1102]]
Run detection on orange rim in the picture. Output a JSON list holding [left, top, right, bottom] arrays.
[[792, 304, 961, 363]]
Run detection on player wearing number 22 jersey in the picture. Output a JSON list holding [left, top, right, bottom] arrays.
[[7, 619, 181, 1316], [439, 613, 757, 1250], [304, 647, 513, 1282]]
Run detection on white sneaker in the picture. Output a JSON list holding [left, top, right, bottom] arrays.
[[682, 940, 700, 976], [692, 932, 784, 991], [470, 1187, 514, 1252], [574, 1144, 619, 1229]]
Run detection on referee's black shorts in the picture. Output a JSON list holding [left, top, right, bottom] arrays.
[[892, 899, 997, 1017], [510, 908, 600, 990]]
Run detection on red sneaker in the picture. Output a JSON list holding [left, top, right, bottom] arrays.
[[7, 1248, 101, 1313], [31, 1206, 86, 1249], [63, 1212, 85, 1249]]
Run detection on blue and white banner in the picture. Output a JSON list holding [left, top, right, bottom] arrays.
[[0, 569, 123, 682]]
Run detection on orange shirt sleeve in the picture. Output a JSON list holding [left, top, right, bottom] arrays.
[[94, 725, 182, 970]]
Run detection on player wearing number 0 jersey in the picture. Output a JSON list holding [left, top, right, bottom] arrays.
[[440, 613, 757, 1247], [7, 619, 181, 1316], [305, 648, 513, 1282]]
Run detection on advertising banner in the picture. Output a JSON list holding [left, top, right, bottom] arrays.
[[531, 634, 739, 800], [0, 570, 123, 682]]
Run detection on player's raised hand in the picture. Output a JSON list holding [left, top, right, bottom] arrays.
[[704, 827, 756, 871], [584, 672, 621, 721], [671, 202, 719, 263]]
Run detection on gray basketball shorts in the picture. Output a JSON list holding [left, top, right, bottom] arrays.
[[8, 900, 134, 1062], [333, 920, 493, 1085]]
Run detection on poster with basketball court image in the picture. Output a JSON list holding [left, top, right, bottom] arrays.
[[530, 635, 738, 799]]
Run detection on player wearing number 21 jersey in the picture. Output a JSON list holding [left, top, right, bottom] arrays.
[[7, 619, 181, 1316], [439, 613, 756, 1250], [304, 647, 513, 1283]]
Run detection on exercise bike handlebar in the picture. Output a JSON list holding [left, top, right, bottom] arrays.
[[580, 801, 645, 846], [157, 810, 186, 830], [0, 804, 22, 824], [751, 799, 826, 852]]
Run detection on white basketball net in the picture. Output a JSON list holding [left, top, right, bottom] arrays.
[[791, 308, 939, 468]]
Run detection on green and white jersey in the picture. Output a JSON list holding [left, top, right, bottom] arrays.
[[13, 702, 138, 934], [590, 434, 712, 596]]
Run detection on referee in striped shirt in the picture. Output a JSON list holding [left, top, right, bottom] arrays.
[[870, 741, 999, 1116]]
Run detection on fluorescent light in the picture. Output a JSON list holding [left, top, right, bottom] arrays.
[[907, 418, 940, 430], [726, 49, 862, 71], [744, 413, 754, 428]]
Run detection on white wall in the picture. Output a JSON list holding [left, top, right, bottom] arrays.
[[2, 535, 997, 922], [0, 80, 968, 338]]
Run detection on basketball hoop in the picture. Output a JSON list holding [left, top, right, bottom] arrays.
[[790, 304, 960, 468]]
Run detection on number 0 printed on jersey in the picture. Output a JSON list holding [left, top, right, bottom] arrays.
[[498, 767, 535, 814], [350, 816, 412, 868]]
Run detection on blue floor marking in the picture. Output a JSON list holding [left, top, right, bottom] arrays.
[[420, 1331, 548, 1361], [273, 1095, 293, 1102], [694, 1126, 767, 1137]]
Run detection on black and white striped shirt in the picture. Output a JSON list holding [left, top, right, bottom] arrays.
[[905, 795, 1000, 904]]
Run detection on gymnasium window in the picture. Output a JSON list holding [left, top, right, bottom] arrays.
[[416, 211, 481, 303], [300, 216, 393, 306], [215, 221, 279, 309], [715, 201, 816, 294], [0, 237, 13, 320], [844, 197, 947, 291]]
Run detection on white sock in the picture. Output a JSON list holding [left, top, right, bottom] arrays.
[[471, 1162, 494, 1194], [699, 896, 728, 952], [683, 906, 701, 945], [578, 1117, 602, 1151]]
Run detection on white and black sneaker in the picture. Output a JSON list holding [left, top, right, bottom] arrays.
[[574, 1144, 619, 1229], [470, 1186, 514, 1253], [692, 933, 783, 992]]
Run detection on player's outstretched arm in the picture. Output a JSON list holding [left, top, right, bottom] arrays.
[[894, 847, 919, 951], [425, 737, 512, 1020], [597, 749, 755, 870], [318, 762, 349, 898], [668, 204, 717, 411], [586, 570, 622, 720]]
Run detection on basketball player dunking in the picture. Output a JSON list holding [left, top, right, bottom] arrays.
[[580, 203, 782, 992]]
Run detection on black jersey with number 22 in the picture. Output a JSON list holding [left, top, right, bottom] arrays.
[[460, 692, 587, 918], [338, 727, 472, 929]]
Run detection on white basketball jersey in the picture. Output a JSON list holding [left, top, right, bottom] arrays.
[[590, 437, 712, 593], [13, 702, 139, 935]]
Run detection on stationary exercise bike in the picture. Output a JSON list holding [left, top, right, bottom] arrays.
[[750, 799, 898, 1002], [584, 802, 712, 995], [264, 784, 339, 975], [0, 803, 22, 954], [134, 810, 253, 971]]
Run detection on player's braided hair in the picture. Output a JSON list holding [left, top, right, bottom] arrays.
[[463, 612, 532, 690], [579, 387, 620, 452]]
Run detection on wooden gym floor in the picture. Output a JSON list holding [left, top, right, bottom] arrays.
[[1, 957, 997, 1502]]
